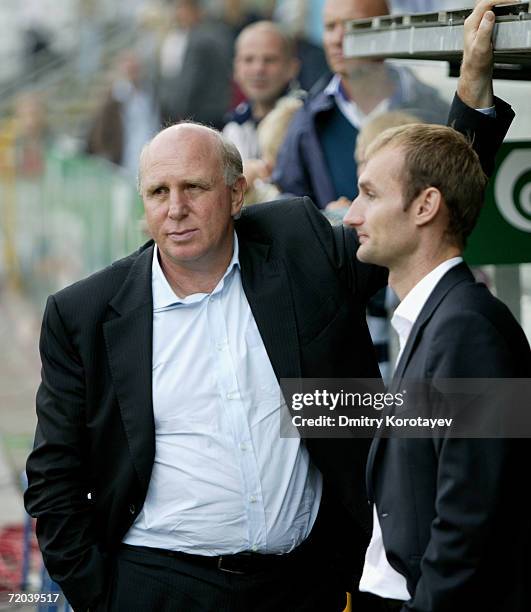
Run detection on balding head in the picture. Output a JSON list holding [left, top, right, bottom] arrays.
[[236, 21, 295, 60], [138, 122, 243, 195]]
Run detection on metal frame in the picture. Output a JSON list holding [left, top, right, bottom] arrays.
[[344, 2, 531, 66]]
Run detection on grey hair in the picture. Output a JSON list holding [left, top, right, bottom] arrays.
[[219, 133, 244, 186], [137, 121, 243, 194]]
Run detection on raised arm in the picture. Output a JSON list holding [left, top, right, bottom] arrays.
[[448, 0, 515, 176]]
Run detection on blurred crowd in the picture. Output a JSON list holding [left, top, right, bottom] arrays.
[[1, 0, 465, 377], [79, 0, 454, 381], [2, 0, 465, 183]]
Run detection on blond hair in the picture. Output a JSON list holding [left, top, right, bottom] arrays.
[[355, 110, 421, 166], [257, 96, 303, 165]]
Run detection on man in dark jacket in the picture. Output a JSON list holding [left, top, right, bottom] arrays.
[[272, 0, 449, 210]]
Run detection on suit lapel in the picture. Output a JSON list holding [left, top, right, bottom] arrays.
[[390, 263, 475, 390], [103, 244, 155, 489], [238, 233, 301, 381], [366, 263, 475, 499]]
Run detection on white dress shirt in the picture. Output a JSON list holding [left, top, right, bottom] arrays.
[[123, 234, 322, 555], [359, 257, 463, 600]]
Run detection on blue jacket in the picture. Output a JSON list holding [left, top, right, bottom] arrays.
[[272, 68, 450, 209]]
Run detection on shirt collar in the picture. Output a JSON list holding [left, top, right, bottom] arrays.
[[391, 257, 463, 348], [323, 73, 392, 128], [152, 232, 240, 310], [324, 65, 410, 107], [324, 74, 342, 98]]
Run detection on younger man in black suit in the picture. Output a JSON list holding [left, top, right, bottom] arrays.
[[344, 7, 531, 608]]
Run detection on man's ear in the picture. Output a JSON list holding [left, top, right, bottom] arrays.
[[231, 175, 247, 217], [414, 187, 442, 227]]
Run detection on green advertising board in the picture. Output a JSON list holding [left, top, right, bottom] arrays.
[[465, 141, 531, 265]]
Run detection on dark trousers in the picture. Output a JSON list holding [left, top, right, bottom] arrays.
[[94, 543, 346, 612]]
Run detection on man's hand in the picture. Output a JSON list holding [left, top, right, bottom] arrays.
[[458, 0, 514, 109]]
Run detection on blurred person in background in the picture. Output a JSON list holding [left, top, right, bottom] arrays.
[[244, 95, 303, 204], [272, 0, 449, 211], [273, 0, 329, 90], [10, 92, 53, 283], [219, 0, 270, 38], [78, 0, 103, 78], [223, 21, 301, 189], [13, 92, 51, 179], [86, 50, 160, 179], [134, 3, 170, 71], [157, 0, 233, 129]]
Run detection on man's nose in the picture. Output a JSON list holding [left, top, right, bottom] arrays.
[[168, 193, 189, 219], [343, 198, 363, 227]]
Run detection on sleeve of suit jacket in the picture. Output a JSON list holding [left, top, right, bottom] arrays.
[[299, 195, 388, 302], [25, 295, 106, 611], [447, 94, 514, 177]]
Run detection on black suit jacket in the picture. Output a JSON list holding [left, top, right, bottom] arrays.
[[25, 197, 385, 610], [25, 95, 514, 611], [367, 263, 531, 611]]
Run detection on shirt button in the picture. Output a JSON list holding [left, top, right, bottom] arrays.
[[251, 545, 258, 552], [249, 496, 257, 503], [240, 443, 248, 451], [226, 391, 239, 400]]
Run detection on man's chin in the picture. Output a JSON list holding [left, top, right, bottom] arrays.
[[356, 246, 379, 265]]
